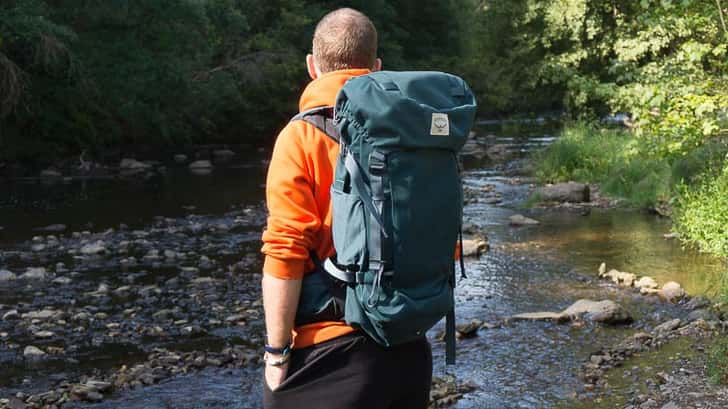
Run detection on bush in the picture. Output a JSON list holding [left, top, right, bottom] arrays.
[[674, 166, 728, 259]]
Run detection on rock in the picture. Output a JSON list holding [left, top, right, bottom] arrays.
[[509, 311, 564, 322], [600, 269, 636, 287], [6, 398, 26, 409], [509, 214, 540, 226], [510, 299, 632, 325], [85, 380, 112, 392], [39, 224, 67, 232], [23, 345, 46, 359], [52, 276, 72, 285], [687, 309, 718, 323], [181, 325, 207, 337], [20, 267, 47, 280], [173, 154, 188, 163], [2, 310, 19, 320], [119, 158, 151, 171], [685, 295, 710, 311], [460, 140, 487, 161], [212, 149, 236, 161], [22, 309, 59, 321], [71, 383, 105, 401], [461, 239, 488, 257], [456, 320, 483, 339], [153, 309, 175, 320], [40, 169, 62, 178], [33, 331, 55, 339], [635, 276, 659, 291], [658, 282, 685, 303], [561, 299, 632, 324], [0, 269, 17, 282], [654, 318, 681, 333], [660, 402, 679, 409], [536, 182, 590, 203], [189, 160, 213, 170], [80, 240, 107, 255]]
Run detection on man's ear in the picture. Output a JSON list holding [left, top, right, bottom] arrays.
[[306, 54, 319, 80], [372, 58, 382, 72]]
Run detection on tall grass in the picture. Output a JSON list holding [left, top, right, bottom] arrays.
[[533, 123, 671, 208]]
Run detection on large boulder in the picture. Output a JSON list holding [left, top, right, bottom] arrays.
[[561, 299, 633, 324], [510, 299, 632, 325], [536, 182, 590, 203]]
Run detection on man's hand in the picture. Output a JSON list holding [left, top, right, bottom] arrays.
[[262, 273, 301, 391], [265, 360, 289, 391]]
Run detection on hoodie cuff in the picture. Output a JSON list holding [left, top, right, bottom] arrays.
[[263, 256, 306, 280]]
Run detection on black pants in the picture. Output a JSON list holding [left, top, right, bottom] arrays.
[[263, 333, 432, 409]]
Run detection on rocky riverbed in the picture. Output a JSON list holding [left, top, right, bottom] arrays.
[[2, 119, 727, 408]]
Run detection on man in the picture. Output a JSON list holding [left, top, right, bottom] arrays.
[[260, 8, 432, 409]]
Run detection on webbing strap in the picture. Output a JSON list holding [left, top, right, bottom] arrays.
[[292, 107, 339, 143], [459, 227, 467, 280], [323, 258, 357, 283], [368, 150, 387, 272], [344, 151, 388, 238], [445, 285, 456, 365]]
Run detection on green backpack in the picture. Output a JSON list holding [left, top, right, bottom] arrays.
[[293, 71, 477, 364]]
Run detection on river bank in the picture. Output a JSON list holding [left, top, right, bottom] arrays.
[[1, 119, 726, 408]]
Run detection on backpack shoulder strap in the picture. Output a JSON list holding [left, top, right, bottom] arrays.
[[291, 107, 339, 143]]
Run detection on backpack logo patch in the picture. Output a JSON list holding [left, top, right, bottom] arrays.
[[430, 113, 450, 136]]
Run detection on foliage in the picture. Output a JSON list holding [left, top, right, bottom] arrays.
[[0, 0, 465, 164], [674, 164, 728, 259]]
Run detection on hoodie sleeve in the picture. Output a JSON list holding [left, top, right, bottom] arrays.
[[261, 121, 321, 280]]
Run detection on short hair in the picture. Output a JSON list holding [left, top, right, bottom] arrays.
[[313, 8, 378, 73]]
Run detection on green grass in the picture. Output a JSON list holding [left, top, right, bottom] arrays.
[[533, 123, 671, 208]]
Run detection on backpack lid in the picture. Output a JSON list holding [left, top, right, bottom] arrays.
[[334, 71, 477, 151]]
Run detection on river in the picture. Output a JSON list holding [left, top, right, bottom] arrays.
[[0, 119, 723, 408]]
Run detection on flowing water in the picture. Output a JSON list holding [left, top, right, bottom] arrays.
[[0, 120, 723, 408]]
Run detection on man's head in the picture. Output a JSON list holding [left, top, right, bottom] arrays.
[[307, 8, 381, 79]]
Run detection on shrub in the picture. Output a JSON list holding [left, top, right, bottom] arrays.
[[674, 166, 728, 260]]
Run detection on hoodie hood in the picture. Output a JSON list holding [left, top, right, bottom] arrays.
[[298, 68, 371, 112]]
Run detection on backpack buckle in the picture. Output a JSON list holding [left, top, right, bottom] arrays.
[[368, 151, 387, 175]]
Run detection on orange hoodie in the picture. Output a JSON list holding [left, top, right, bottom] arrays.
[[261, 69, 371, 348]]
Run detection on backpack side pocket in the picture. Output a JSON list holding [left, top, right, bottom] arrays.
[[330, 187, 367, 269]]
